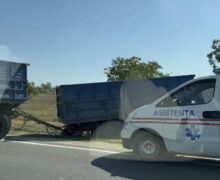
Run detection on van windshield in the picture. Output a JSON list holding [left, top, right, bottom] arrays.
[[157, 79, 216, 107]]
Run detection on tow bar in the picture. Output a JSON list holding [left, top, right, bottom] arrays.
[[13, 109, 63, 135]]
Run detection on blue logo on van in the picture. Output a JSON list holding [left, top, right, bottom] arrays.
[[185, 125, 201, 141]]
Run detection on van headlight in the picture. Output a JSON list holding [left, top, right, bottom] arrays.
[[123, 121, 129, 128], [123, 112, 137, 129]]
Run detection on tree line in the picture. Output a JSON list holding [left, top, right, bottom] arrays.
[[28, 82, 55, 96], [28, 56, 167, 96], [28, 56, 168, 96]]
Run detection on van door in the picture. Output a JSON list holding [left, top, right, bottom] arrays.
[[155, 78, 220, 156]]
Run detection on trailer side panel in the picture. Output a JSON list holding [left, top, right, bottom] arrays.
[[57, 75, 195, 126]]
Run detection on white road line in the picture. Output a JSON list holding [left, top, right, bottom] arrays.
[[177, 154, 220, 161], [5, 140, 220, 166], [176, 154, 220, 167], [8, 141, 119, 154]]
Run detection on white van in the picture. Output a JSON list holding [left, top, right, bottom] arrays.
[[121, 75, 220, 160]]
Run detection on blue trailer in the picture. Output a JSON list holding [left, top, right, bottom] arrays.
[[0, 60, 29, 139], [56, 75, 195, 137]]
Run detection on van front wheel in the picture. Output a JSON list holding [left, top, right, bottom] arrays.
[[133, 132, 166, 160]]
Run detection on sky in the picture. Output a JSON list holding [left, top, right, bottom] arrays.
[[0, 0, 219, 85]]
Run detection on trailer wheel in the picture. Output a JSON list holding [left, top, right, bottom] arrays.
[[133, 131, 166, 161], [61, 126, 83, 137], [0, 115, 11, 139]]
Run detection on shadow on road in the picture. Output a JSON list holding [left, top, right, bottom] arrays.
[[6, 134, 91, 142], [91, 152, 220, 180]]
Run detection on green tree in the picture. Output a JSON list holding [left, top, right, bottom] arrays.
[[28, 82, 55, 96], [104, 56, 168, 81], [207, 39, 220, 69], [40, 82, 54, 93], [28, 82, 39, 96]]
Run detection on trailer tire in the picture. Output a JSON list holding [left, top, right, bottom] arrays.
[[0, 115, 11, 139], [133, 131, 166, 161]]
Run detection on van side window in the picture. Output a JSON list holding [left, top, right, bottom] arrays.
[[157, 79, 216, 107]]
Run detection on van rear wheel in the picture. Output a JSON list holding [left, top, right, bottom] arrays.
[[0, 115, 11, 139], [133, 132, 166, 160]]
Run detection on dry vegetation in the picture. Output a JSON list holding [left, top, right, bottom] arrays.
[[10, 93, 63, 135]]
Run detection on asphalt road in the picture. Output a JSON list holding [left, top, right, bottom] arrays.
[[0, 139, 220, 180]]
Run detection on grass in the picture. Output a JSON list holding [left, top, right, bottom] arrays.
[[19, 93, 58, 122], [10, 93, 63, 135]]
